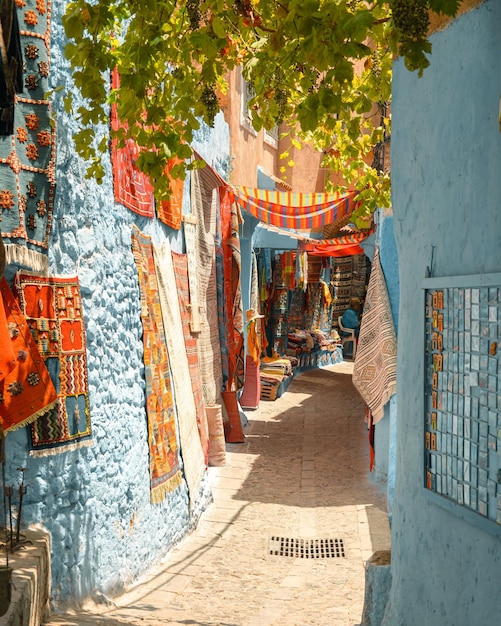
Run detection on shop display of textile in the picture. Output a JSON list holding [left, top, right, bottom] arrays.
[[352, 248, 397, 423], [331, 254, 369, 325], [14, 271, 92, 455], [131, 227, 183, 503], [171, 251, 210, 464], [0, 0, 56, 273], [154, 239, 206, 509], [110, 68, 155, 218], [233, 186, 359, 230], [239, 309, 264, 410], [0, 276, 57, 432], [288, 289, 306, 331], [190, 168, 225, 407], [260, 372, 283, 401], [282, 251, 296, 290]]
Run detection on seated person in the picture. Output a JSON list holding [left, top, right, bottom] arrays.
[[341, 298, 362, 338]]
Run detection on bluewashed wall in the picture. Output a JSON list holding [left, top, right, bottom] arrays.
[[2, 2, 229, 607], [387, 1, 501, 623], [371, 215, 399, 512]]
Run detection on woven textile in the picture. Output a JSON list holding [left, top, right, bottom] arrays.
[[233, 187, 359, 230], [153, 240, 206, 508], [299, 232, 371, 257], [352, 248, 397, 423], [215, 198, 229, 389], [131, 227, 183, 502], [219, 188, 245, 391], [0, 0, 56, 272], [156, 158, 184, 229], [171, 251, 210, 464], [190, 168, 224, 407], [0, 276, 57, 431], [14, 271, 92, 455], [110, 69, 155, 218], [205, 404, 225, 467]]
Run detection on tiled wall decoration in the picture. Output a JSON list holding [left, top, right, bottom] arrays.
[[424, 282, 501, 525]]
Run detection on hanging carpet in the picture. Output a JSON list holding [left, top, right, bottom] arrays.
[[232, 187, 359, 230], [0, 276, 57, 432], [171, 251, 210, 464], [153, 239, 206, 509], [189, 168, 225, 408], [110, 69, 155, 218], [14, 271, 92, 455], [352, 247, 397, 423], [0, 0, 56, 273], [131, 226, 183, 503], [219, 186, 244, 391]]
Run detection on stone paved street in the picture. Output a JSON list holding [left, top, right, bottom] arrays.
[[44, 362, 391, 626]]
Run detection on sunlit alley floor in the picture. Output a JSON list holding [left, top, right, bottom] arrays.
[[44, 361, 391, 626]]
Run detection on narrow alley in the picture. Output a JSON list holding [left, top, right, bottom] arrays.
[[44, 362, 391, 626]]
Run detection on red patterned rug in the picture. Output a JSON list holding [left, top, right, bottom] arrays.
[[14, 271, 92, 455]]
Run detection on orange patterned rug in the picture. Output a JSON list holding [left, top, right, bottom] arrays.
[[131, 226, 183, 503]]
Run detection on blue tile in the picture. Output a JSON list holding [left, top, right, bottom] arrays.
[[479, 468, 488, 486], [465, 289, 471, 307]]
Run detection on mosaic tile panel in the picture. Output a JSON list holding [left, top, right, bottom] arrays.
[[424, 286, 501, 525]]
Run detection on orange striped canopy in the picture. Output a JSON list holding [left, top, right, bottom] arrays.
[[232, 187, 360, 230]]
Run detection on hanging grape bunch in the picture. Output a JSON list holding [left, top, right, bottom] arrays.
[[186, 0, 202, 30], [391, 0, 430, 42], [274, 88, 288, 126], [200, 85, 219, 127]]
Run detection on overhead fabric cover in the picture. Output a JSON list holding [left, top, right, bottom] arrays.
[[299, 232, 373, 257], [232, 187, 360, 230]]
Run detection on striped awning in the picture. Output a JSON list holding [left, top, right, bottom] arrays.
[[299, 231, 373, 257], [232, 186, 360, 230]]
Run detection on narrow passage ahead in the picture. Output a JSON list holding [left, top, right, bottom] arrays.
[[45, 362, 390, 626]]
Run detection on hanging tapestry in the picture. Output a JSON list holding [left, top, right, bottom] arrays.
[[232, 186, 359, 230], [131, 226, 183, 502], [110, 69, 155, 218], [0, 276, 57, 432], [215, 194, 229, 390], [190, 168, 224, 407], [0, 0, 56, 273], [352, 248, 397, 423], [222, 188, 245, 390], [153, 240, 206, 508], [14, 271, 92, 455], [156, 158, 184, 229], [171, 251, 209, 464]]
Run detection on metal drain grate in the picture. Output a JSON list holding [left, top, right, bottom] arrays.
[[268, 536, 345, 559]]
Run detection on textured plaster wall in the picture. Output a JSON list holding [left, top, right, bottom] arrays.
[[2, 2, 229, 607], [387, 1, 501, 623], [372, 216, 399, 505]]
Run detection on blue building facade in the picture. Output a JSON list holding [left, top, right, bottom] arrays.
[[387, 1, 501, 623]]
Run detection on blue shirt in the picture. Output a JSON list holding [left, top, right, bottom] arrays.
[[341, 308, 360, 331]]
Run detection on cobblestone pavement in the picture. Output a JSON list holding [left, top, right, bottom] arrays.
[[44, 362, 391, 626]]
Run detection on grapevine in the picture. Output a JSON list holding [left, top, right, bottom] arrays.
[[200, 85, 219, 127]]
